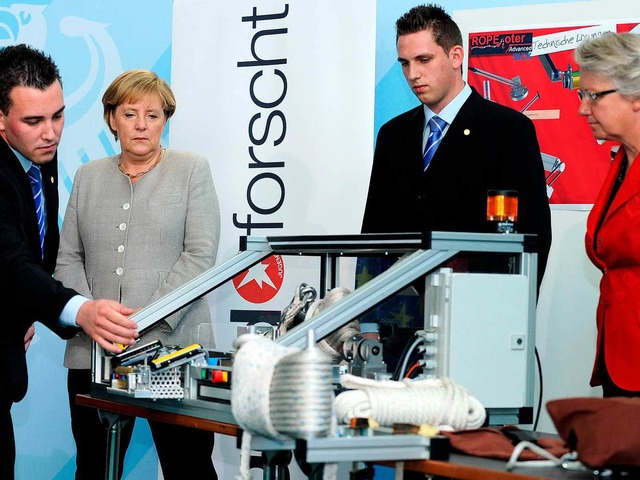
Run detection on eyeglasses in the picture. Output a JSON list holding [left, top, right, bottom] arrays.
[[577, 89, 617, 102]]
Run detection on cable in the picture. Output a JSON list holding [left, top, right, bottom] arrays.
[[405, 361, 422, 379], [391, 332, 420, 381], [533, 346, 543, 431], [394, 335, 424, 381], [505, 441, 562, 471]]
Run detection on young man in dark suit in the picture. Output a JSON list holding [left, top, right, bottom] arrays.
[[362, 4, 551, 284], [0, 44, 139, 480]]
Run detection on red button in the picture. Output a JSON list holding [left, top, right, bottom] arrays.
[[210, 370, 228, 383]]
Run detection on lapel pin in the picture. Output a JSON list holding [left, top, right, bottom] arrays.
[[50, 176, 54, 184], [464, 129, 471, 136]]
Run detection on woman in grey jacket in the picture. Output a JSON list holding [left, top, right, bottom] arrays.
[[55, 69, 221, 480]]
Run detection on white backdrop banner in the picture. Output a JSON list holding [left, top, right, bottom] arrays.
[[171, 0, 377, 351]]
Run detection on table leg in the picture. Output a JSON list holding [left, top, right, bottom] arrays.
[[97, 409, 132, 480], [262, 449, 292, 480]]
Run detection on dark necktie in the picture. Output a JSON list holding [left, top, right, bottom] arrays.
[[423, 115, 447, 171], [27, 164, 45, 258]]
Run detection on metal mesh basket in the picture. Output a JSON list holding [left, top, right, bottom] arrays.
[[149, 368, 184, 399]]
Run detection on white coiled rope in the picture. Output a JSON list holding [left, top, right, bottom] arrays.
[[232, 331, 336, 480], [232, 334, 299, 480], [232, 333, 299, 439], [335, 374, 486, 430], [270, 331, 334, 438]]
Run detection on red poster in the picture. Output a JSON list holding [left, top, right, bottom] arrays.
[[468, 22, 639, 207]]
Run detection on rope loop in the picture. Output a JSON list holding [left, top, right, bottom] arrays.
[[335, 374, 486, 430]]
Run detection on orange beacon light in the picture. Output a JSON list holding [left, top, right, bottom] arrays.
[[487, 189, 518, 233]]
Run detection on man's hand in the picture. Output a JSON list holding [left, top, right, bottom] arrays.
[[24, 323, 35, 351], [76, 299, 139, 354]]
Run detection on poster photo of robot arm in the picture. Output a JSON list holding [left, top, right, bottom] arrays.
[[467, 21, 640, 207]]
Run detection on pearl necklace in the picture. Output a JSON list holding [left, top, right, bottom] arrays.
[[118, 147, 165, 179]]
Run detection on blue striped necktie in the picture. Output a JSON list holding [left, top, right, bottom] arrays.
[[423, 115, 447, 171], [27, 164, 45, 259]]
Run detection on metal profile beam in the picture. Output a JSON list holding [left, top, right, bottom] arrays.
[[247, 232, 430, 255], [132, 248, 272, 332], [304, 434, 431, 463], [248, 431, 432, 463], [430, 231, 534, 253]]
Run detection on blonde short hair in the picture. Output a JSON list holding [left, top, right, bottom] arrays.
[[575, 32, 640, 99], [102, 69, 176, 139]]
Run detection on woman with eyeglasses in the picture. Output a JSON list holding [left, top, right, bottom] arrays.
[[576, 32, 640, 398]]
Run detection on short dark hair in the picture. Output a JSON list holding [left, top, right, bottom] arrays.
[[0, 44, 62, 114], [396, 4, 462, 53]]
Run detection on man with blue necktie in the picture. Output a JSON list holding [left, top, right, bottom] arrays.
[[357, 5, 552, 366], [0, 44, 139, 480], [361, 4, 551, 286]]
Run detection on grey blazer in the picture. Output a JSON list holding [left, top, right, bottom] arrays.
[[55, 150, 221, 369]]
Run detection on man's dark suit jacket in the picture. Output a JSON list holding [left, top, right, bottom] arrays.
[[0, 136, 77, 403], [362, 88, 552, 285]]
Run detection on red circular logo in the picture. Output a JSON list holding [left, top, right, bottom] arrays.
[[232, 254, 285, 303]]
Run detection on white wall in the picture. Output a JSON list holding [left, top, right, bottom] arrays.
[[535, 209, 601, 432]]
